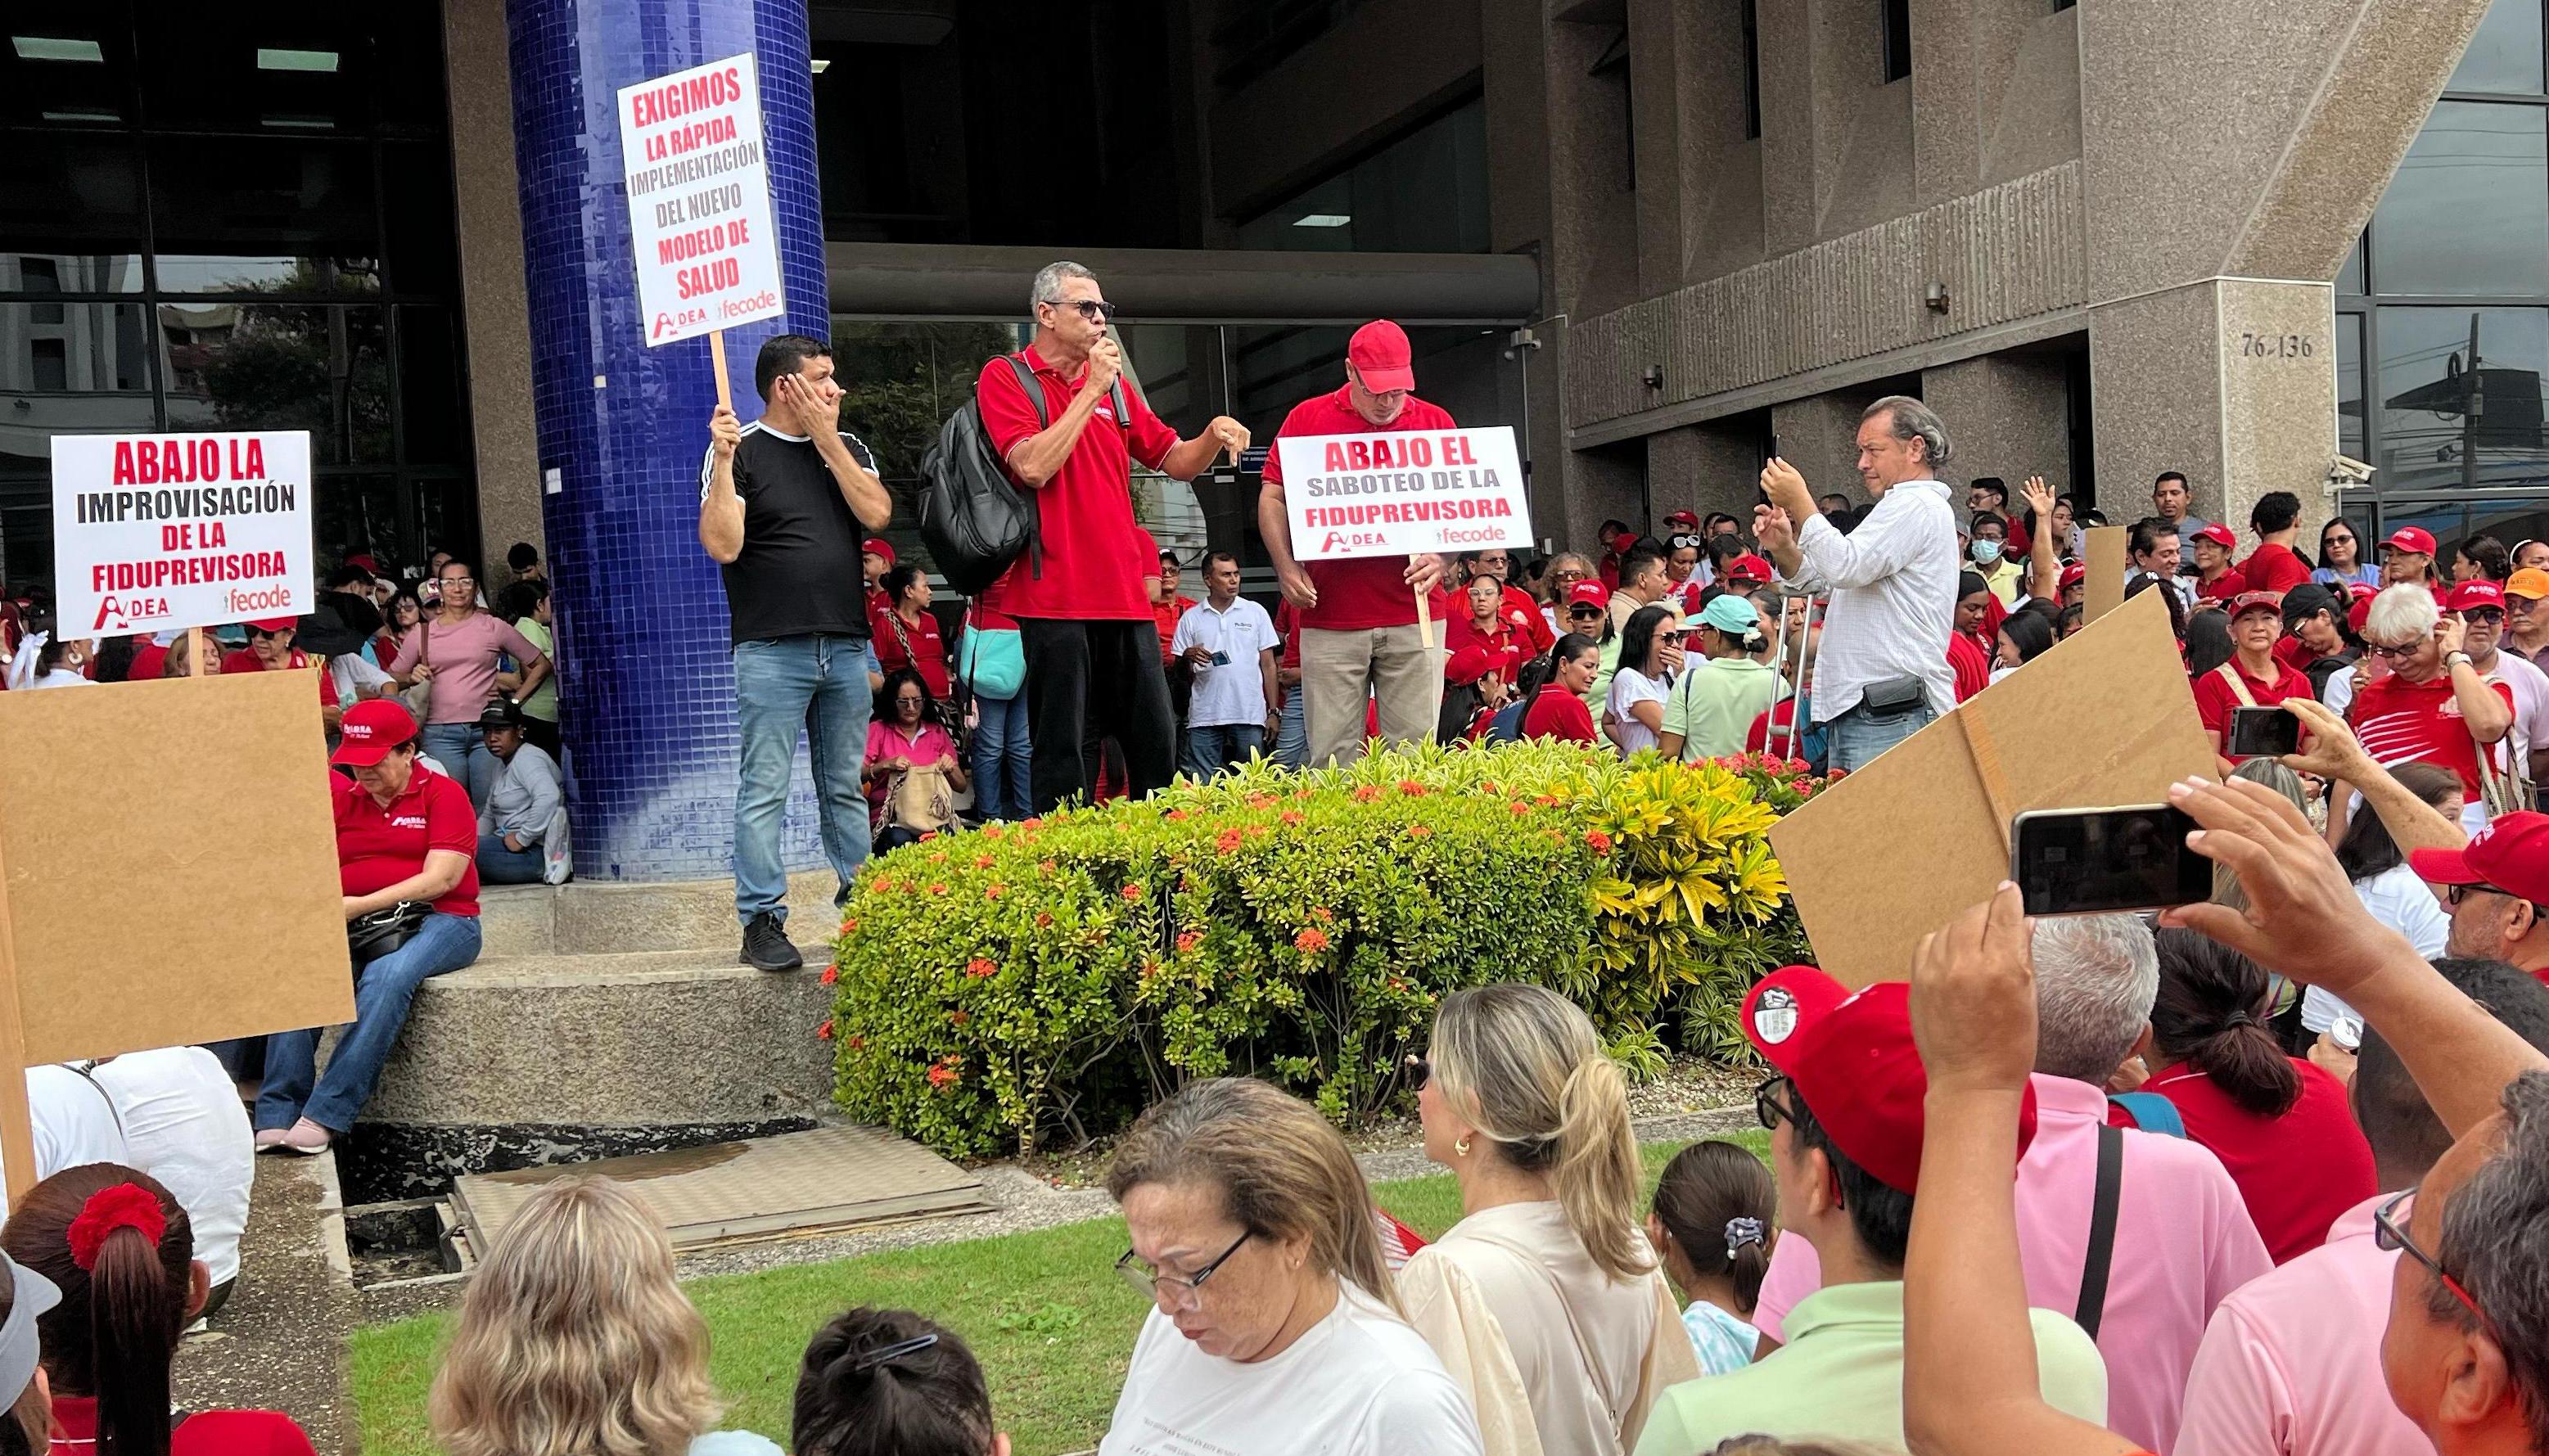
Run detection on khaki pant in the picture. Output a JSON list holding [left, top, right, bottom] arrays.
[[1301, 624, 1444, 768]]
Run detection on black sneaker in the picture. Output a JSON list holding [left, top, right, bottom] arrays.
[[741, 913, 802, 971]]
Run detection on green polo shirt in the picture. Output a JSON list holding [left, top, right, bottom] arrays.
[[1659, 656, 1780, 761], [1630, 1280, 2106, 1456]]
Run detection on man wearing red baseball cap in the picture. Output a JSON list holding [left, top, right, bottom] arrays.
[[1257, 318, 1459, 768], [2416, 812, 2549, 980], [2451, 579, 2549, 799], [2058, 561, 2087, 607], [2188, 524, 2247, 605], [1636, 966, 2100, 1454], [2191, 591, 2310, 769], [860, 537, 895, 614]]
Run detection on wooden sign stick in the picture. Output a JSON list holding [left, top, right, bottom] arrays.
[[187, 629, 205, 679], [709, 329, 733, 412], [1414, 558, 1436, 651]]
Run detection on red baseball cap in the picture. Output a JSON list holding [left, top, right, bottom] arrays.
[[2226, 590, 2284, 620], [1663, 510, 1701, 529], [1744, 966, 2037, 1194], [2347, 596, 2373, 633], [2409, 812, 2549, 907], [1445, 645, 1491, 683], [331, 699, 419, 768], [1565, 579, 1611, 610], [2058, 562, 2087, 590], [2450, 580, 2508, 613], [2386, 526, 2438, 556], [862, 538, 895, 566], [343, 553, 380, 574], [1347, 320, 1415, 394], [247, 616, 297, 633], [2192, 524, 2237, 549], [1727, 553, 1774, 584]]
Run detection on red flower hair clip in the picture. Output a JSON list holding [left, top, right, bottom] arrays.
[[66, 1183, 165, 1272]]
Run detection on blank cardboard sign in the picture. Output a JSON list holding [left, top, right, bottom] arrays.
[[1768, 589, 2215, 986], [0, 671, 353, 1062]]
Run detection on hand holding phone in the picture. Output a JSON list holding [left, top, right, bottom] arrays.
[[2010, 805, 2210, 917], [2229, 705, 2302, 759]]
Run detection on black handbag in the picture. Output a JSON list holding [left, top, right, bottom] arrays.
[[347, 900, 432, 966]]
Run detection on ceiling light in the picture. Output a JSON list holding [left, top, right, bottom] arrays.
[[261, 115, 335, 129], [11, 36, 105, 62], [810, 58, 831, 74], [257, 47, 340, 72], [1293, 214, 1351, 228], [41, 108, 119, 122]]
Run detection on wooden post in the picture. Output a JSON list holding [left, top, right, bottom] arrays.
[[709, 329, 733, 412], [1415, 579, 1435, 651], [187, 628, 205, 678], [0, 835, 38, 1210]]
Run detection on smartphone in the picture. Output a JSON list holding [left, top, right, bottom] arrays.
[[1209, 650, 1230, 667], [2010, 805, 2210, 917], [2229, 705, 2300, 759]]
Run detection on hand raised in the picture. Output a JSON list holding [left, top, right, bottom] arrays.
[[1760, 458, 1811, 515]]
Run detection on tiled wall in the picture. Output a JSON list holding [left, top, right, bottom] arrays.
[[508, 0, 835, 884]]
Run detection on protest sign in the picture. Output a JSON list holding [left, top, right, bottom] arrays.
[[1274, 426, 1530, 645], [50, 431, 313, 642], [1768, 588, 2215, 986], [619, 52, 784, 406], [0, 671, 350, 1202]]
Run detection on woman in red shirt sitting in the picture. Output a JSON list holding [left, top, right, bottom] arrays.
[[5, 1165, 317, 1456], [2115, 931, 2375, 1264], [1522, 634, 1602, 743], [868, 564, 952, 699]]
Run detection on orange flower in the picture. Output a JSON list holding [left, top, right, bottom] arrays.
[[1790, 778, 1812, 794], [1408, 824, 1432, 839], [949, 1009, 969, 1026], [820, 965, 838, 985], [976, 854, 996, 869], [1586, 829, 1613, 854], [1397, 779, 1427, 797], [928, 883, 949, 896], [1294, 927, 1332, 953], [927, 1064, 959, 1089], [1828, 767, 1849, 782], [1246, 793, 1275, 809], [1481, 780, 1500, 794], [817, 1019, 835, 1040], [1534, 794, 1560, 807], [1510, 801, 1531, 816], [1216, 828, 1244, 853], [1122, 883, 1147, 901], [1167, 808, 1191, 822], [1175, 930, 1202, 953], [1310, 906, 1333, 922], [1141, 959, 1165, 978], [983, 824, 1007, 840], [986, 882, 1006, 899], [1039, 859, 1058, 876], [1036, 912, 1054, 928], [846, 1035, 865, 1051], [1022, 817, 1044, 830], [1280, 810, 1304, 826], [965, 958, 998, 978], [841, 917, 860, 934]]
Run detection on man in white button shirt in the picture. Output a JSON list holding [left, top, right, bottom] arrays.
[[1171, 552, 1280, 779], [1752, 395, 1959, 771]]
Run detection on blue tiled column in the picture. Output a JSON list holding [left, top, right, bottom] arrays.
[[508, 0, 832, 881]]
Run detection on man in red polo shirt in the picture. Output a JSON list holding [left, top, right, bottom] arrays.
[[222, 618, 341, 731], [862, 538, 895, 615], [977, 262, 1250, 812], [2235, 491, 2313, 594], [2191, 591, 2312, 770], [1257, 319, 1458, 767]]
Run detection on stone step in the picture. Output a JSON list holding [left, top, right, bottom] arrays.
[[478, 868, 845, 958]]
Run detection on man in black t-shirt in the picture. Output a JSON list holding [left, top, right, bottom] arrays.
[[700, 334, 894, 971]]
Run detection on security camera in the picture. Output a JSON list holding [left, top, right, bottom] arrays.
[[2326, 454, 2375, 487]]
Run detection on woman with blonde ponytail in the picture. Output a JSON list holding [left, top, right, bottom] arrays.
[[1401, 985, 1699, 1456]]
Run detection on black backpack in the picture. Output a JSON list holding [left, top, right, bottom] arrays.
[[916, 354, 1128, 597]]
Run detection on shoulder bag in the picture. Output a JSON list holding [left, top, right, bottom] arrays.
[[348, 900, 433, 966], [397, 620, 434, 721], [2210, 660, 2258, 709]]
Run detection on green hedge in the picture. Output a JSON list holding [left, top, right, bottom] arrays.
[[828, 742, 1828, 1158]]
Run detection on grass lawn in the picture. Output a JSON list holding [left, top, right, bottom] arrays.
[[350, 1131, 1769, 1456]]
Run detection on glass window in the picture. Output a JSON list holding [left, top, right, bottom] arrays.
[[822, 319, 1021, 550], [314, 472, 400, 567], [1234, 100, 1488, 255], [161, 302, 390, 464], [0, 302, 156, 472], [397, 307, 464, 465], [2448, 0, 2546, 94], [2338, 313, 2365, 462], [1881, 0, 1913, 82], [0, 134, 147, 277], [2376, 306, 2549, 494], [381, 143, 460, 297], [0, 0, 137, 127], [2368, 102, 2549, 296], [137, 7, 381, 133], [148, 137, 381, 295], [2337, 236, 2366, 296]]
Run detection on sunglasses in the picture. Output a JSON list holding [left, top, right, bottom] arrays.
[[2374, 1189, 2497, 1337], [2464, 608, 2506, 626], [1043, 297, 1118, 322]]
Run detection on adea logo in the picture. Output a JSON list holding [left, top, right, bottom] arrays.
[[1320, 532, 1347, 553]]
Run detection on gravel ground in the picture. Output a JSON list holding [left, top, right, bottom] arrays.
[[175, 1156, 355, 1453]]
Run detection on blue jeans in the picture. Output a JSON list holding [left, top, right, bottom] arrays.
[[476, 832, 546, 884], [733, 634, 873, 924], [1826, 696, 1939, 772], [1274, 689, 1308, 769], [970, 692, 1032, 821], [259, 911, 482, 1133], [418, 722, 493, 811], [1184, 723, 1265, 780]]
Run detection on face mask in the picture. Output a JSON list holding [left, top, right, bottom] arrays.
[[1972, 540, 2004, 564]]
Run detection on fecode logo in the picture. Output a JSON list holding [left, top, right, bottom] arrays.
[[226, 585, 295, 613]]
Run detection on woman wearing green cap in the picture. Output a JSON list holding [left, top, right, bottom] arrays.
[[1658, 594, 1780, 764]]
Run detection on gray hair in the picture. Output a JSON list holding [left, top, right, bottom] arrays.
[[2430, 1069, 2549, 1446], [1029, 260, 1097, 314], [2365, 582, 2441, 647], [2214, 761, 2309, 911], [2029, 915, 2159, 1084], [1863, 395, 1953, 468]]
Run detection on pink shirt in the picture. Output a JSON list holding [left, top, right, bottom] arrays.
[[1756, 1074, 2272, 1454], [2174, 1196, 2416, 1456], [389, 612, 543, 726]]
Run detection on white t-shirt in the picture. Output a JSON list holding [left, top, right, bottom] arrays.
[[1098, 1286, 1485, 1456], [10, 1066, 132, 1191], [91, 1048, 255, 1286], [2485, 651, 2549, 783], [2303, 863, 2454, 1034], [1170, 597, 1280, 728], [1606, 667, 1670, 755]]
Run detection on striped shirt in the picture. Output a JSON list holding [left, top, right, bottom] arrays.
[[2348, 670, 2512, 799]]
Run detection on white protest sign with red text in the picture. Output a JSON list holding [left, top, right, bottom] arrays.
[[1274, 426, 1531, 561], [620, 52, 785, 347], [50, 431, 313, 636]]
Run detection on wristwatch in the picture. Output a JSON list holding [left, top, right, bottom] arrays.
[[2446, 651, 2474, 669]]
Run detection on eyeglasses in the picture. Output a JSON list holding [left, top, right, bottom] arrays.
[[895, 694, 927, 705], [1754, 1075, 1798, 1133], [1554, 568, 1590, 582], [442, 575, 472, 585], [1117, 1230, 1250, 1306], [2373, 1189, 2497, 1337], [2365, 641, 2425, 660], [1041, 297, 1117, 322], [2442, 882, 2549, 919]]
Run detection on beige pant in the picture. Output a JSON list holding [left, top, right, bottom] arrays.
[[1301, 624, 1444, 768]]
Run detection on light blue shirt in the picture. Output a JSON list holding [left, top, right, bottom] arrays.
[[1680, 1298, 1760, 1376]]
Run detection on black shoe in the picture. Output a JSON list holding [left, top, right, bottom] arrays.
[[741, 913, 802, 971]]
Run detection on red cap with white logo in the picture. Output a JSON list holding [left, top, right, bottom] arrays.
[[332, 699, 419, 768]]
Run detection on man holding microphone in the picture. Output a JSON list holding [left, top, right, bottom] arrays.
[[1257, 320, 1452, 767]]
